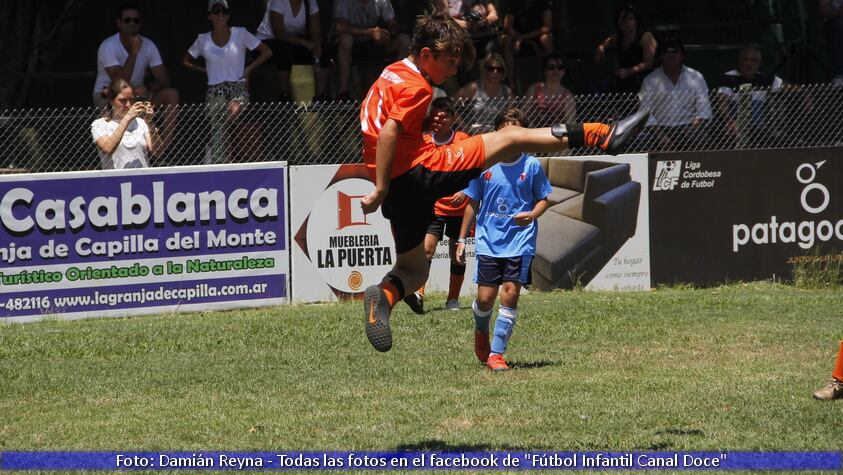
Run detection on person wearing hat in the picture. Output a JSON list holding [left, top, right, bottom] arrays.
[[183, 0, 272, 162], [638, 36, 712, 150]]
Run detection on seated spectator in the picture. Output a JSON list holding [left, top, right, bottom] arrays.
[[184, 0, 272, 163], [594, 5, 657, 93], [639, 37, 712, 150], [715, 46, 783, 138], [820, 0, 843, 86], [524, 53, 576, 127], [455, 53, 513, 133], [434, 0, 502, 60], [500, 0, 554, 91], [91, 79, 156, 170], [255, 0, 331, 102], [93, 2, 178, 152], [333, 0, 411, 100]]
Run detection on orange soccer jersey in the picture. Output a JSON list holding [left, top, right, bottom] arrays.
[[424, 130, 472, 217], [361, 59, 436, 179]]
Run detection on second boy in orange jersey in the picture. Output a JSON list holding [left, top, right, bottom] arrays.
[[403, 97, 472, 314], [361, 12, 649, 352]]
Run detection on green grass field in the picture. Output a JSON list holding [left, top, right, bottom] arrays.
[[1, 283, 841, 452]]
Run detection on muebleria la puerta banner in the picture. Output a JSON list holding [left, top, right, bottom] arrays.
[[0, 163, 289, 322]]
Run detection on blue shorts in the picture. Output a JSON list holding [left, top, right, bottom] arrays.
[[475, 255, 533, 285]]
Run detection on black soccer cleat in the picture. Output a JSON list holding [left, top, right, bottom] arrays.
[[600, 108, 650, 155], [364, 285, 393, 352], [402, 291, 425, 315]]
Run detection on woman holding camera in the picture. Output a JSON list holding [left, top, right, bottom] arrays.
[[91, 78, 155, 170]]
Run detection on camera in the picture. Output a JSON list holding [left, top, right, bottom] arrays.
[[465, 9, 484, 24]]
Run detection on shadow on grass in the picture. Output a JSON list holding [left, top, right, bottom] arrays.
[[509, 360, 558, 370], [396, 439, 548, 452]]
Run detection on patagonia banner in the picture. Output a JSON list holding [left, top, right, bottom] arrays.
[[649, 147, 842, 285], [0, 163, 289, 322]]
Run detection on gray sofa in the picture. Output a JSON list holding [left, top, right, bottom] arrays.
[[532, 158, 641, 289]]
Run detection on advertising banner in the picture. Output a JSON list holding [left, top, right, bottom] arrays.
[[649, 147, 842, 285], [0, 163, 289, 322], [290, 164, 476, 303], [583, 154, 651, 291]]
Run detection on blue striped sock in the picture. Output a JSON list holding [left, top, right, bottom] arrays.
[[491, 306, 517, 355], [472, 300, 492, 334]]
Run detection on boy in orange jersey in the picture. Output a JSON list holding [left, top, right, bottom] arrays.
[[403, 97, 472, 314], [361, 12, 649, 352], [813, 341, 843, 400]]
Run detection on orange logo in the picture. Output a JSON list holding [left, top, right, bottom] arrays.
[[348, 271, 363, 291], [368, 304, 377, 325]]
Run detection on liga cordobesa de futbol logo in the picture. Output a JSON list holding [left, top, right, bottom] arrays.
[[294, 165, 395, 298]]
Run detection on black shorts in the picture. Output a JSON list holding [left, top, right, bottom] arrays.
[[262, 38, 333, 72], [427, 215, 463, 241], [475, 255, 533, 285], [382, 165, 482, 254]]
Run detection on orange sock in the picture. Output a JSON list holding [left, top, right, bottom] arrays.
[[417, 285, 425, 297], [832, 340, 843, 382], [447, 274, 464, 301], [380, 282, 400, 307], [582, 123, 611, 148]]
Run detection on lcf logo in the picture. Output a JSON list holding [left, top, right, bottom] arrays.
[[653, 160, 683, 191]]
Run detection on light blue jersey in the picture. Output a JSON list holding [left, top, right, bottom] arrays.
[[464, 154, 552, 258]]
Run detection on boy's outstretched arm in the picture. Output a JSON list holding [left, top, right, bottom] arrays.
[[361, 119, 402, 214]]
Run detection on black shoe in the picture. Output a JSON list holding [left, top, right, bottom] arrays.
[[364, 285, 393, 352], [601, 108, 650, 155], [402, 291, 424, 314]]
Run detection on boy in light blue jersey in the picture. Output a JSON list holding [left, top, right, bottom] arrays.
[[456, 107, 552, 371]]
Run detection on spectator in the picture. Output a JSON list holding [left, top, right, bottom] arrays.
[[91, 79, 155, 170], [332, 0, 411, 101], [594, 5, 657, 93], [183, 0, 272, 163], [500, 0, 554, 91], [455, 53, 512, 133], [403, 97, 473, 314], [434, 0, 502, 61], [524, 53, 576, 127], [820, 0, 843, 86], [639, 37, 712, 150], [813, 341, 843, 400], [93, 2, 178, 151], [714, 46, 783, 141], [456, 107, 552, 371], [255, 0, 331, 102]]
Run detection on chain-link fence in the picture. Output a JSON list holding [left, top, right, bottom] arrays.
[[1, 83, 842, 174]]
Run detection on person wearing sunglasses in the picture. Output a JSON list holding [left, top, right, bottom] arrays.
[[455, 53, 512, 134], [93, 2, 179, 111], [524, 53, 576, 127], [184, 0, 272, 163], [91, 79, 156, 170]]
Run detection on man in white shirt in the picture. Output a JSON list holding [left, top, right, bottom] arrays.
[[93, 2, 179, 156], [639, 37, 712, 150]]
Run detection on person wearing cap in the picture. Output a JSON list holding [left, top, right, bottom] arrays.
[[255, 0, 331, 102], [183, 0, 272, 163], [93, 2, 179, 153], [638, 37, 712, 150]]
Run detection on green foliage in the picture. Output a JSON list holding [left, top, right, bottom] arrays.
[[791, 248, 843, 290], [1, 284, 841, 451]]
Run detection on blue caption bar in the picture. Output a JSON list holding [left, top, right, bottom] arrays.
[[1, 451, 840, 471]]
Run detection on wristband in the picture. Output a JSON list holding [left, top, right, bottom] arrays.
[[457, 238, 466, 243]]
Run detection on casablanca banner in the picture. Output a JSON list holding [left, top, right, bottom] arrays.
[[649, 147, 842, 285], [289, 164, 477, 303], [0, 163, 289, 322]]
